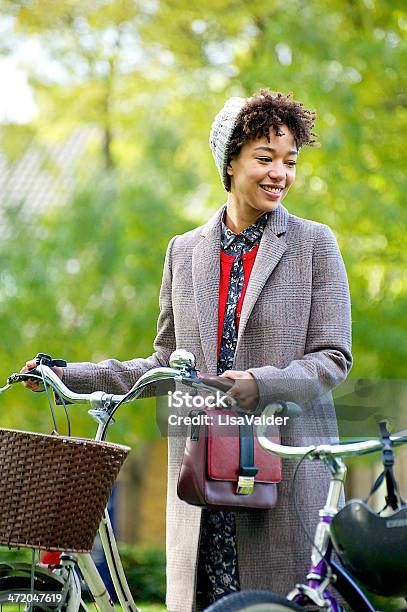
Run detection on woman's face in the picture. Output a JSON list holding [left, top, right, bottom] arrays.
[[227, 124, 298, 215]]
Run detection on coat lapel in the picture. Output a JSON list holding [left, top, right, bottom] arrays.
[[236, 205, 289, 346], [192, 204, 289, 372], [192, 206, 226, 373]]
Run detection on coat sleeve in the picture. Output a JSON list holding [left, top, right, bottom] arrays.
[[62, 236, 177, 395], [248, 224, 353, 408]]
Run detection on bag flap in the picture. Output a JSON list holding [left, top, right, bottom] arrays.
[[206, 410, 282, 483]]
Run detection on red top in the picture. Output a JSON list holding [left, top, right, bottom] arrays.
[[217, 244, 259, 358]]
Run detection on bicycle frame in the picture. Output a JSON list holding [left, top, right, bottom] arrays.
[[284, 455, 374, 611], [4, 357, 406, 611], [256, 406, 407, 611]]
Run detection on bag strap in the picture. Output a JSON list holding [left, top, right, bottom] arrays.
[[237, 422, 259, 495], [366, 420, 405, 511]]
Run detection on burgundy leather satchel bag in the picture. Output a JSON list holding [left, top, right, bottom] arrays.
[[177, 408, 282, 510]]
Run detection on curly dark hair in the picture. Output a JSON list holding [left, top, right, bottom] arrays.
[[226, 88, 318, 191]]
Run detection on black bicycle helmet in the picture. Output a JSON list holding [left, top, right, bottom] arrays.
[[330, 499, 407, 597]]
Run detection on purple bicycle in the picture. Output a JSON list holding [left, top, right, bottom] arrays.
[[205, 403, 407, 612]]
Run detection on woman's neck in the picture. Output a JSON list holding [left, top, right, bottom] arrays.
[[225, 198, 264, 234]]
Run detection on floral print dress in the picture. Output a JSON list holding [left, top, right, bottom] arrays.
[[196, 212, 269, 608]]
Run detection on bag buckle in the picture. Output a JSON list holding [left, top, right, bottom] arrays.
[[236, 475, 255, 495]]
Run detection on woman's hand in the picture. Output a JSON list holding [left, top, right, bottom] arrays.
[[219, 370, 259, 413], [20, 359, 64, 392]]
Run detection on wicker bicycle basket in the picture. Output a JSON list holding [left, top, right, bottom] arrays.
[[0, 428, 130, 553]]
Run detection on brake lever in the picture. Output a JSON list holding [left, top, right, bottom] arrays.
[[179, 372, 237, 408], [35, 353, 67, 368]]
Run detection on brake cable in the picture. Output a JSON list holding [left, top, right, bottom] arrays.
[[291, 450, 335, 579], [35, 353, 71, 437]]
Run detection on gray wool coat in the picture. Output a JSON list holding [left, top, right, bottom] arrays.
[[64, 203, 352, 612]]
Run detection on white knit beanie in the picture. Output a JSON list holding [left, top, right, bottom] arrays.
[[209, 96, 248, 191]]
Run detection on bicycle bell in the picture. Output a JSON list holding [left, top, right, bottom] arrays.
[[169, 350, 196, 372]]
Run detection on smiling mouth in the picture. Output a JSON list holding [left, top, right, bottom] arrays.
[[260, 185, 284, 194]]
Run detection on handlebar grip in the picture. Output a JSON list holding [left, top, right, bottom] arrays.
[[198, 373, 235, 393], [278, 401, 303, 419], [26, 368, 43, 378], [7, 370, 43, 385]]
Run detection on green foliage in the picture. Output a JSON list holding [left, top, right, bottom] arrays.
[[0, 546, 32, 564], [0, 0, 406, 440], [118, 544, 165, 603], [0, 163, 193, 440], [0, 124, 38, 162]]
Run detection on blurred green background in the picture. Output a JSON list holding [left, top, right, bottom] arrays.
[[0, 2, 406, 608], [0, 0, 405, 438]]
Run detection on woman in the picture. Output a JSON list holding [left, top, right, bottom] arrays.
[[23, 89, 352, 611]]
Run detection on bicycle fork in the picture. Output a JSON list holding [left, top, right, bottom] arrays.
[[62, 553, 114, 612]]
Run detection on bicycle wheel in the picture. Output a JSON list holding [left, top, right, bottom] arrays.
[[204, 590, 303, 611]]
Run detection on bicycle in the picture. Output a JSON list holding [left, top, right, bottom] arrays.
[[0, 349, 237, 611], [204, 404, 407, 611]]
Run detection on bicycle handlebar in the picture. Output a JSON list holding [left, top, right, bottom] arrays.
[[257, 404, 407, 461], [2, 350, 407, 462], [2, 369, 125, 405], [0, 360, 237, 410]]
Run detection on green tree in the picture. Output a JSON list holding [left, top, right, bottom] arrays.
[[0, 0, 406, 418]]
